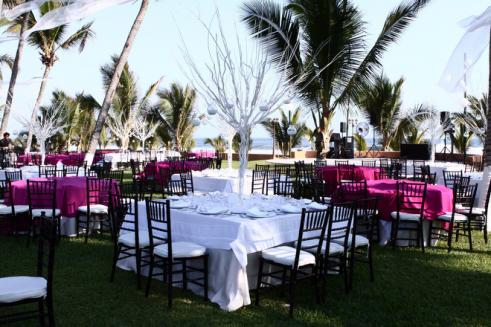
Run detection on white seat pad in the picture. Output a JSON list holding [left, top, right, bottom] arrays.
[[333, 234, 369, 248], [118, 232, 151, 247], [437, 212, 468, 222], [0, 205, 29, 215], [390, 211, 421, 222], [0, 276, 47, 303], [32, 208, 61, 217], [456, 206, 485, 215], [77, 204, 108, 214], [154, 241, 206, 258], [262, 245, 316, 267], [298, 239, 345, 255]]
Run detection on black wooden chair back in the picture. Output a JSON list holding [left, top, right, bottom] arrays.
[[395, 181, 427, 218], [86, 177, 112, 207], [295, 208, 329, 268], [4, 170, 22, 181], [27, 180, 57, 216], [443, 170, 463, 188], [338, 180, 368, 202], [251, 170, 267, 194], [146, 199, 172, 260]]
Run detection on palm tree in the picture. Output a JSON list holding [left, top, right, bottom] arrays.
[[453, 123, 474, 154], [242, 0, 430, 155], [153, 83, 197, 152], [0, 54, 13, 80], [261, 107, 307, 156], [86, 0, 150, 164], [455, 93, 487, 144], [21, 1, 94, 152], [0, 0, 30, 134], [204, 135, 226, 153], [353, 133, 367, 151]]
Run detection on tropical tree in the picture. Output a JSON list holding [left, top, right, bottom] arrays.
[[86, 0, 150, 164], [453, 122, 474, 154], [153, 83, 197, 152], [242, 0, 430, 155], [353, 133, 367, 151], [0, 0, 30, 134], [261, 107, 307, 156], [19, 1, 94, 152], [204, 135, 226, 153], [101, 56, 161, 151], [455, 93, 487, 144], [0, 54, 13, 80], [356, 75, 431, 151]]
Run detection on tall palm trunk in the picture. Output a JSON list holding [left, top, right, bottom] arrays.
[[85, 0, 150, 165], [0, 13, 29, 135], [25, 64, 52, 152]]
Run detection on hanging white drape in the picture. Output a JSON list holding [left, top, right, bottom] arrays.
[[439, 5, 491, 92], [0, 0, 47, 21]]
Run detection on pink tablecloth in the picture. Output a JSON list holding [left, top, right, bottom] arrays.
[[18, 153, 85, 166], [8, 177, 108, 217], [366, 180, 453, 221], [144, 161, 208, 184], [317, 166, 380, 196]]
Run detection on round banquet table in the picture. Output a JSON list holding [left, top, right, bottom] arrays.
[[366, 179, 454, 221], [144, 161, 209, 184], [317, 166, 380, 195], [7, 177, 115, 235]]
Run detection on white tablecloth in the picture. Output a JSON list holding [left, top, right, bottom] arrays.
[[191, 169, 253, 194], [0, 166, 39, 180]]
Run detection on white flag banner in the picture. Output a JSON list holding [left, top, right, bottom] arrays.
[[1, 0, 48, 21], [439, 5, 491, 92], [24, 0, 137, 36]]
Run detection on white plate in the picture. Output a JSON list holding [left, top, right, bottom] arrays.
[[197, 207, 228, 215], [280, 204, 302, 213], [171, 201, 191, 209], [246, 210, 276, 218]]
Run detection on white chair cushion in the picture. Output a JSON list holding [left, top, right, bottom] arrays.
[[0, 205, 29, 215], [262, 246, 316, 267], [154, 241, 206, 258], [437, 212, 468, 222], [297, 239, 345, 255], [0, 276, 47, 303], [333, 234, 370, 248], [390, 211, 421, 222], [32, 208, 61, 217], [118, 232, 151, 247], [356, 208, 379, 217], [77, 204, 108, 214], [456, 206, 485, 215]]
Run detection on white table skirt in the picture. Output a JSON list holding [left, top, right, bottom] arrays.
[[191, 169, 253, 194]]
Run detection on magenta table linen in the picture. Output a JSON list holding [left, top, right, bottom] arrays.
[[317, 166, 379, 184], [9, 177, 89, 217], [366, 180, 453, 221]]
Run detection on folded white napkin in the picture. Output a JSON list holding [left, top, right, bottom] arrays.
[[246, 207, 274, 218], [197, 205, 228, 215], [308, 202, 328, 210], [171, 200, 190, 209], [280, 204, 302, 213]]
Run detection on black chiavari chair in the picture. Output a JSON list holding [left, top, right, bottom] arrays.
[[314, 160, 327, 168], [145, 199, 208, 308], [274, 164, 292, 177], [38, 165, 58, 178], [4, 170, 22, 182], [335, 160, 349, 166], [337, 180, 368, 203], [109, 183, 150, 289], [27, 180, 60, 246], [255, 164, 270, 172], [255, 208, 329, 317], [361, 160, 376, 168], [63, 165, 80, 177], [273, 176, 297, 198], [391, 181, 427, 252], [337, 164, 355, 182], [457, 180, 491, 244], [106, 169, 124, 184], [251, 170, 267, 194], [180, 170, 194, 194], [0, 216, 56, 326], [0, 180, 29, 235], [430, 182, 477, 252], [443, 170, 463, 188], [75, 177, 112, 243], [311, 176, 330, 204]]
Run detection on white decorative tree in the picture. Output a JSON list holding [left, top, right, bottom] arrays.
[[19, 107, 66, 165], [132, 116, 160, 154], [106, 110, 136, 151], [182, 14, 308, 195]]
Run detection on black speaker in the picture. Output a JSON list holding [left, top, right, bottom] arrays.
[[340, 122, 347, 133], [440, 111, 450, 124]]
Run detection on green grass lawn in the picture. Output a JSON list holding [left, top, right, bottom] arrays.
[[1, 232, 490, 326]]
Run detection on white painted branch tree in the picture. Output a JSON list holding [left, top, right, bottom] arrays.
[[132, 116, 160, 154], [181, 14, 311, 195], [19, 106, 66, 165], [106, 109, 136, 151]]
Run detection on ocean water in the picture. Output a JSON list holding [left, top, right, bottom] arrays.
[[193, 137, 484, 155]]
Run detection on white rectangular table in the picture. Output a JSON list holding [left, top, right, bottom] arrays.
[[118, 195, 310, 311]]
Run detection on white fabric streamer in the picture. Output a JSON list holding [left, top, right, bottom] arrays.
[[24, 0, 137, 36], [1, 0, 47, 21], [439, 5, 491, 92]]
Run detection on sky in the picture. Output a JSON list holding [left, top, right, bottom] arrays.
[[0, 0, 490, 140]]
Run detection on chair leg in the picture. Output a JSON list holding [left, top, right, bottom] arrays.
[[428, 221, 433, 247], [255, 257, 264, 306], [288, 270, 297, 317], [84, 214, 90, 243], [392, 219, 399, 248], [348, 250, 354, 292], [167, 259, 173, 309], [203, 255, 208, 301], [368, 244, 374, 282], [313, 265, 320, 304], [343, 254, 349, 293], [419, 222, 425, 253], [182, 260, 187, 291], [447, 224, 453, 253], [47, 296, 55, 327], [145, 254, 155, 297], [38, 300, 46, 327], [110, 244, 121, 282], [467, 222, 473, 251], [455, 223, 460, 242], [135, 248, 142, 289]]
